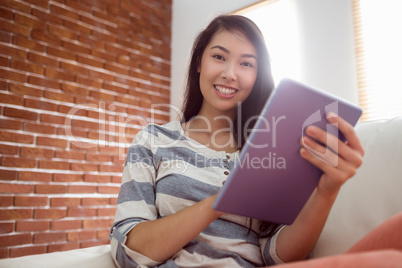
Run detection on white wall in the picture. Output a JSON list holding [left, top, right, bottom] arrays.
[[170, 0, 359, 120]]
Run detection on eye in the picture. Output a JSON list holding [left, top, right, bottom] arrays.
[[213, 54, 225, 61], [241, 61, 255, 68]]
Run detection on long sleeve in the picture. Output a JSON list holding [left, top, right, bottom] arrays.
[[110, 127, 161, 267]]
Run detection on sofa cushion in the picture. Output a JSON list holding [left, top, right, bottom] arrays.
[[312, 116, 402, 257]]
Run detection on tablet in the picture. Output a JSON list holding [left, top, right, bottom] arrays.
[[212, 78, 362, 225]]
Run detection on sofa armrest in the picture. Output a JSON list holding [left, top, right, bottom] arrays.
[[0, 245, 114, 268]]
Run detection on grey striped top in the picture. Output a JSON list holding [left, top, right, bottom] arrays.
[[109, 121, 284, 267]]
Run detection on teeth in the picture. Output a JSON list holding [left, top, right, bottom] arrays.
[[215, 86, 237, 95]]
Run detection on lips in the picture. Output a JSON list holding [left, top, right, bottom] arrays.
[[214, 85, 238, 96]]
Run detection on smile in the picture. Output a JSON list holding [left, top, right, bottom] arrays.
[[214, 85, 238, 95]]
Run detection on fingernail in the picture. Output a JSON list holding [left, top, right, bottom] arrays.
[[327, 112, 338, 121]]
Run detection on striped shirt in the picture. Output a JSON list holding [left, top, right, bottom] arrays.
[[109, 121, 284, 267]]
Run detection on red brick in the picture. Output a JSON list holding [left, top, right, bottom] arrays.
[[97, 207, 116, 217], [10, 245, 47, 258], [44, 90, 74, 102], [3, 107, 39, 121], [0, 182, 34, 194], [35, 184, 67, 194], [0, 144, 19, 155], [50, 197, 80, 207], [68, 207, 96, 217], [28, 74, 59, 88], [76, 75, 103, 89], [0, 221, 14, 233], [2, 156, 36, 168], [67, 230, 96, 242], [28, 52, 59, 68], [0, 209, 33, 220], [47, 242, 79, 253], [84, 174, 111, 183], [0, 247, 8, 258], [9, 83, 43, 97], [109, 197, 118, 205], [111, 176, 122, 184], [53, 173, 83, 183], [99, 164, 123, 173], [24, 122, 56, 134], [64, 19, 91, 35], [45, 68, 75, 81], [34, 232, 66, 244], [47, 46, 76, 61], [34, 208, 67, 219], [81, 240, 109, 248], [98, 185, 120, 195], [61, 82, 89, 96], [20, 146, 54, 158], [48, 24, 78, 39], [0, 233, 32, 247], [0, 169, 17, 180], [15, 196, 49, 207], [13, 35, 46, 52], [40, 113, 66, 125], [14, 12, 46, 30], [0, 92, 24, 105], [81, 197, 108, 206], [54, 150, 85, 160], [0, 118, 23, 130], [38, 160, 70, 170], [0, 43, 26, 60], [61, 42, 91, 57], [11, 59, 45, 75], [31, 8, 63, 25], [76, 55, 104, 68], [37, 136, 68, 148], [0, 30, 11, 43], [70, 162, 99, 172], [0, 196, 13, 207], [25, 98, 58, 111], [18, 171, 52, 182], [97, 229, 111, 240], [31, 29, 61, 46], [16, 220, 49, 232], [51, 219, 81, 230], [0, 130, 34, 144], [0, 6, 13, 20], [68, 185, 97, 194], [69, 140, 99, 152], [82, 219, 110, 229]]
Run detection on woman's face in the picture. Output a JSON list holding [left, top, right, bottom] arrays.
[[198, 29, 258, 116]]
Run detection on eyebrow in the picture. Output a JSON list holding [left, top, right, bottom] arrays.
[[210, 45, 257, 60]]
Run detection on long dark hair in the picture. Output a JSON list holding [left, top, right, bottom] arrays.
[[181, 15, 280, 237]]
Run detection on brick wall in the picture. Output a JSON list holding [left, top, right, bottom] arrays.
[[0, 0, 171, 258]]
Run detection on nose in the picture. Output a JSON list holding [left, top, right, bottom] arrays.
[[222, 62, 237, 81]]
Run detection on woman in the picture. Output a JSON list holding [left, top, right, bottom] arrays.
[[110, 15, 401, 267]]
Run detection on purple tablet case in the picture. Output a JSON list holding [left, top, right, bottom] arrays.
[[213, 78, 362, 225]]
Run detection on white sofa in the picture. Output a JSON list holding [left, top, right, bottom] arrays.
[[1, 117, 401, 268]]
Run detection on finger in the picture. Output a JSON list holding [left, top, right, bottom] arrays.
[[300, 146, 341, 173], [303, 125, 362, 167], [300, 147, 358, 184], [326, 112, 365, 156], [304, 125, 340, 154]]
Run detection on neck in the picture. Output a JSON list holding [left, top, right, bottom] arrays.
[[192, 104, 237, 133]]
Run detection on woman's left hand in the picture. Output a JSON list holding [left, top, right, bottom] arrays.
[[300, 112, 365, 197]]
